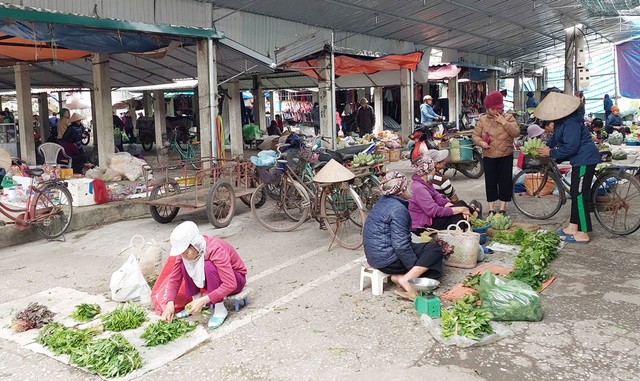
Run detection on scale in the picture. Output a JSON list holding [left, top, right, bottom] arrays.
[[408, 278, 441, 318]]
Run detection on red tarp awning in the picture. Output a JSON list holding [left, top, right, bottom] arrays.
[[0, 33, 90, 64], [285, 51, 424, 79]]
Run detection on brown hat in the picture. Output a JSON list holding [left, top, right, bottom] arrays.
[[68, 112, 84, 124], [533, 92, 581, 121], [313, 159, 355, 183]]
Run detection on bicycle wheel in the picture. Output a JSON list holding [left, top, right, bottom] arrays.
[[207, 181, 236, 228], [239, 175, 264, 207], [320, 185, 367, 250], [251, 180, 309, 232], [33, 183, 73, 239], [149, 181, 180, 223], [458, 150, 484, 179], [354, 174, 381, 210], [592, 171, 640, 235], [512, 168, 563, 219], [157, 147, 180, 170], [188, 144, 202, 170]]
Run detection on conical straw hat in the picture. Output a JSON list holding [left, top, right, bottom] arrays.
[[0, 148, 11, 170], [313, 159, 355, 183], [533, 92, 581, 121]]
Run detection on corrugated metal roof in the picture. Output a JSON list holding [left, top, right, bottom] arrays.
[[202, 0, 640, 65]]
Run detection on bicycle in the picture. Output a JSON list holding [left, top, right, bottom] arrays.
[[250, 145, 367, 249], [157, 127, 201, 170], [0, 168, 73, 239], [512, 156, 640, 235]]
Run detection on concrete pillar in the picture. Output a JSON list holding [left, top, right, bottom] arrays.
[[143, 92, 152, 117], [374, 87, 383, 133], [90, 90, 98, 145], [564, 29, 575, 95], [196, 39, 218, 159], [486, 71, 497, 93], [254, 79, 266, 131], [222, 93, 230, 144], [14, 64, 36, 164], [448, 77, 458, 125], [192, 87, 200, 134], [400, 68, 413, 140], [513, 76, 522, 111], [37, 93, 48, 141], [153, 90, 166, 147], [270, 91, 276, 121], [318, 54, 333, 145], [91, 53, 115, 167], [228, 79, 243, 157]]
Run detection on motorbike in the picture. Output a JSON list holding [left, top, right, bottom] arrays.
[[81, 124, 91, 146], [410, 121, 484, 179]]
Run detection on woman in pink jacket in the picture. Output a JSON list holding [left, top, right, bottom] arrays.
[[161, 221, 247, 329], [409, 154, 480, 233]]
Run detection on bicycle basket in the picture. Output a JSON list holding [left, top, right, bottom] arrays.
[[285, 149, 307, 176], [522, 155, 549, 169], [256, 166, 283, 184]]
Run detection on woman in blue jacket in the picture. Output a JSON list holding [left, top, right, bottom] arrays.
[[362, 171, 444, 300], [535, 92, 601, 243]]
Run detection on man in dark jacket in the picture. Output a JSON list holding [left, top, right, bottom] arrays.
[[363, 172, 444, 300], [355, 97, 375, 137], [310, 103, 320, 136]]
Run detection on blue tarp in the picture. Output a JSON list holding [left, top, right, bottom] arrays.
[[617, 39, 640, 99], [0, 20, 175, 53]]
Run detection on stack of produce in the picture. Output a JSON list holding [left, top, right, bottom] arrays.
[[609, 131, 624, 145], [71, 303, 101, 322], [12, 302, 55, 333], [351, 153, 385, 167], [507, 230, 560, 290], [521, 138, 545, 156], [486, 213, 512, 230], [440, 295, 493, 341]]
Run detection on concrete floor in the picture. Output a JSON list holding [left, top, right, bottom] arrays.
[[0, 161, 638, 381]]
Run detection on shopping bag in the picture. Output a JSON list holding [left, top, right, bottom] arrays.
[[150, 255, 196, 316], [109, 254, 152, 303], [478, 271, 543, 321], [437, 220, 480, 269]]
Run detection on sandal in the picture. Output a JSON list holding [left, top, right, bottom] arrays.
[[207, 315, 226, 330], [563, 235, 589, 244], [394, 289, 416, 302], [469, 199, 482, 219], [498, 210, 507, 215]]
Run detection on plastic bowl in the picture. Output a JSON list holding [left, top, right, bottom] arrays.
[[472, 223, 491, 234]]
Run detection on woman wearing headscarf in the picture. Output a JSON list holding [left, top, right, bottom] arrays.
[[56, 108, 70, 140], [535, 92, 601, 244], [472, 91, 520, 216], [363, 171, 445, 300], [408, 154, 480, 233], [162, 221, 247, 329]]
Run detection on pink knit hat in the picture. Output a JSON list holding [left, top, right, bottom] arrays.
[[484, 91, 504, 109]]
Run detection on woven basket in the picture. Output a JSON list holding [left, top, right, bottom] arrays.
[[256, 166, 283, 184], [524, 173, 555, 196], [437, 220, 480, 269]]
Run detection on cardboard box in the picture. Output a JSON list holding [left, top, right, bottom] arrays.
[[65, 178, 96, 207]]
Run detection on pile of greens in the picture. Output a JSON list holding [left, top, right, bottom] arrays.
[[101, 304, 147, 332], [462, 273, 482, 290], [140, 320, 197, 346], [469, 216, 489, 228], [507, 231, 560, 290], [36, 323, 99, 356], [71, 304, 102, 322], [72, 334, 143, 378], [12, 302, 56, 333], [492, 227, 532, 246], [441, 295, 493, 341]]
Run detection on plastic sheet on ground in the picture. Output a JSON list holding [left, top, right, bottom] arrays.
[[421, 314, 512, 348], [0, 287, 209, 380]]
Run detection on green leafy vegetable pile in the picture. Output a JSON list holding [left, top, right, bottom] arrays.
[[101, 304, 147, 332], [140, 320, 197, 346], [71, 303, 102, 322], [469, 215, 489, 228], [462, 274, 482, 290], [12, 302, 56, 333], [486, 213, 512, 230], [72, 333, 143, 378], [492, 227, 532, 246], [36, 323, 99, 356], [440, 295, 493, 341], [507, 231, 560, 290]]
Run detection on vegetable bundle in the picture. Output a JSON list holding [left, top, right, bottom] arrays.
[[492, 227, 532, 246], [36, 323, 99, 356], [351, 153, 383, 167], [507, 231, 560, 290], [469, 216, 489, 229], [486, 213, 512, 230], [72, 334, 142, 378], [440, 295, 493, 341], [12, 302, 56, 333], [521, 138, 545, 156], [609, 131, 624, 145], [71, 303, 101, 322], [101, 304, 147, 332], [141, 320, 197, 346]]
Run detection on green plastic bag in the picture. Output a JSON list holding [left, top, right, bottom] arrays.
[[242, 124, 262, 141], [478, 271, 543, 321]]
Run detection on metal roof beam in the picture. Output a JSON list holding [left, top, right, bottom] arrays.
[[31, 63, 85, 87]]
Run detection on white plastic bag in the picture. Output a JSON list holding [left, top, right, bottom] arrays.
[[109, 254, 152, 303]]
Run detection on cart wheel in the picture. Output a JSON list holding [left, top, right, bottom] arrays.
[[149, 181, 181, 223], [141, 140, 153, 152], [207, 181, 236, 228]]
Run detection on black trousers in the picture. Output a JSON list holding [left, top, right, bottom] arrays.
[[413, 200, 471, 233], [483, 155, 514, 202], [570, 164, 596, 232], [377, 242, 444, 279]]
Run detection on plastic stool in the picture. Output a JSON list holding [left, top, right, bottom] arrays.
[[359, 266, 390, 296], [225, 287, 252, 312]]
